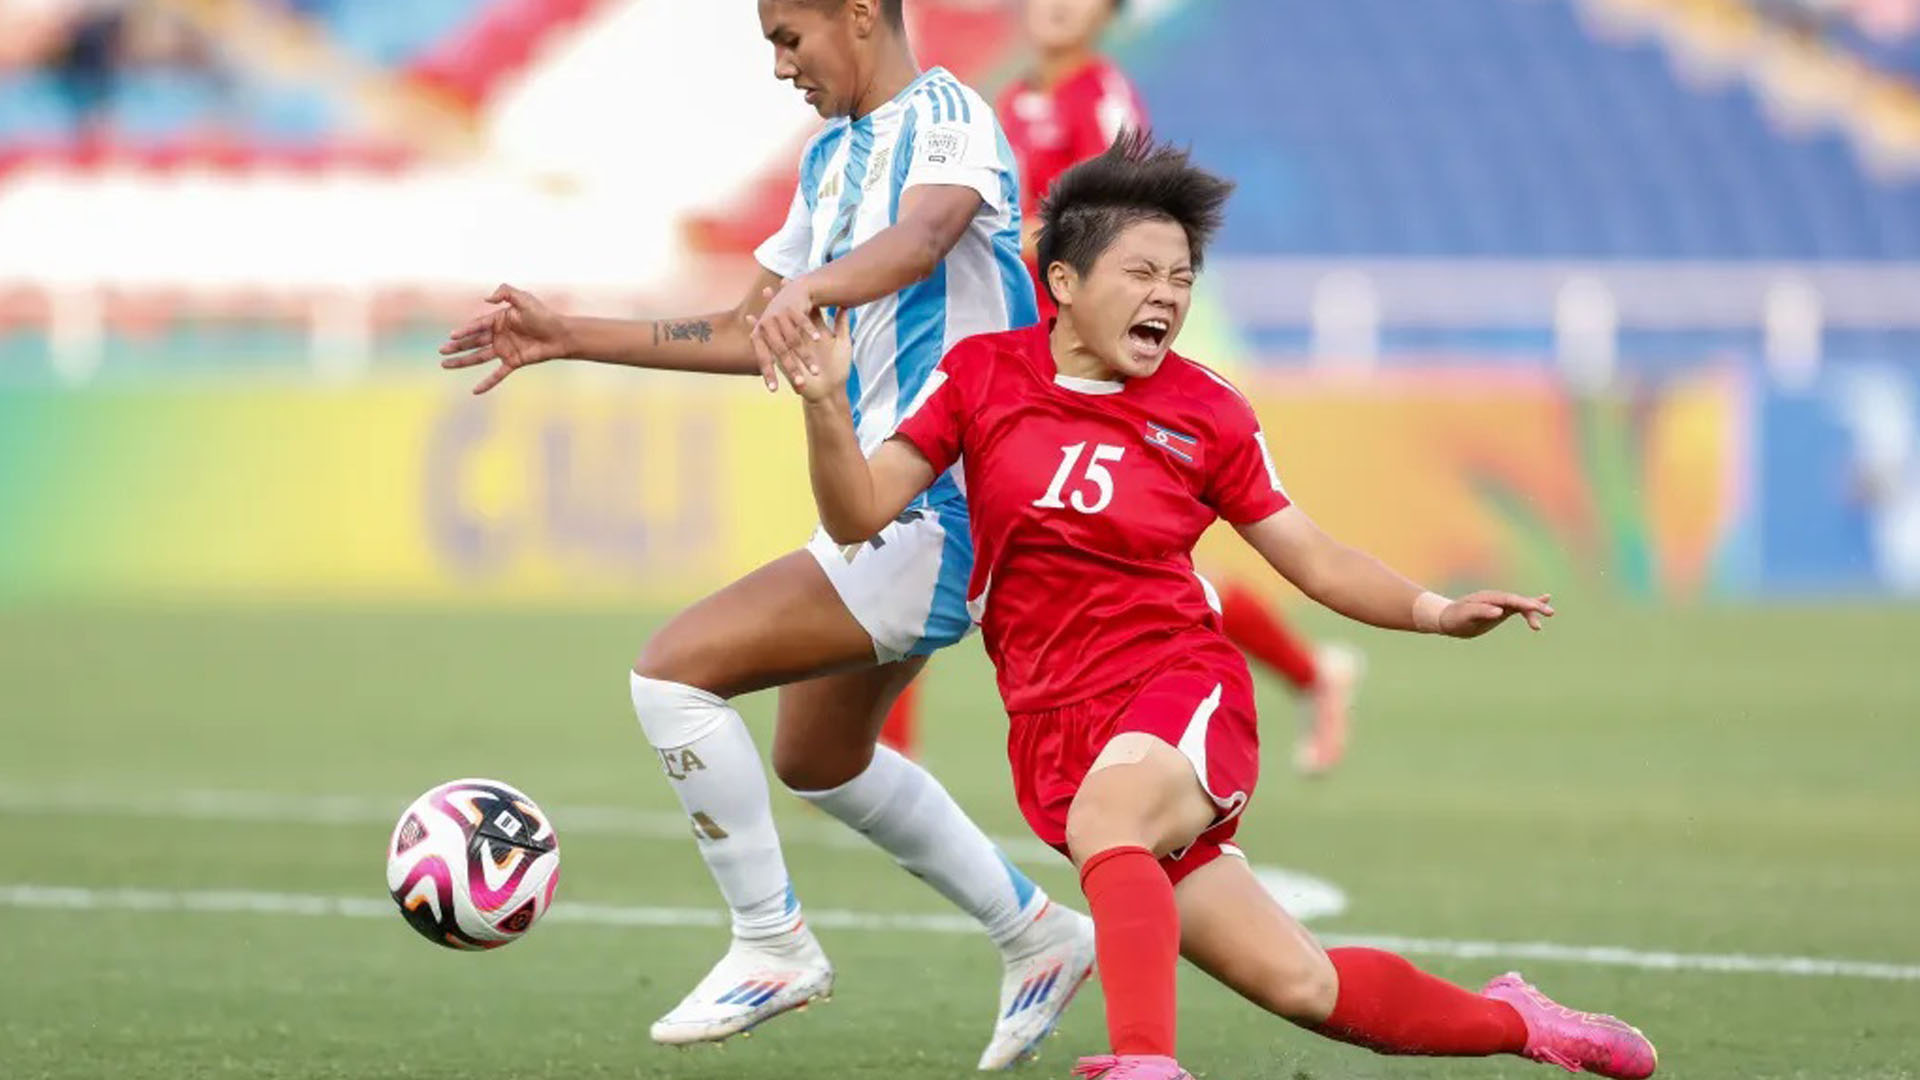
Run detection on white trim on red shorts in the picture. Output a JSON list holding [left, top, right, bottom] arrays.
[[1174, 683, 1251, 824]]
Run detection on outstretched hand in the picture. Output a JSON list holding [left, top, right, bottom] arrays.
[[1439, 592, 1556, 638], [765, 307, 852, 403], [439, 284, 573, 395], [751, 280, 824, 393]]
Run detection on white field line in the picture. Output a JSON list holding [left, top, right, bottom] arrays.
[[1313, 933, 1920, 982], [0, 783, 1351, 920], [5, 883, 1919, 982]]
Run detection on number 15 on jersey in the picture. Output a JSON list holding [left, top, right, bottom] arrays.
[[1033, 442, 1126, 515]]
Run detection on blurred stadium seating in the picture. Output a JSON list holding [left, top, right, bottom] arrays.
[[0, 0, 1915, 464], [1759, 0, 1920, 82], [1088, 0, 1920, 374], [1126, 0, 1920, 259], [1, 0, 1916, 386], [0, 0, 600, 157]]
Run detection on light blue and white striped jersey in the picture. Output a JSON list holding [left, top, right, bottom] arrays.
[[755, 67, 1037, 505]]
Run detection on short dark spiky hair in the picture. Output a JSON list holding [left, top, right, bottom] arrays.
[[1035, 131, 1234, 304]]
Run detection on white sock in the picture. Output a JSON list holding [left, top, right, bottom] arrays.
[[630, 673, 801, 940], [792, 744, 1044, 950]]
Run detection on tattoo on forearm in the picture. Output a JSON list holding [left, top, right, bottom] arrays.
[[657, 319, 714, 345]]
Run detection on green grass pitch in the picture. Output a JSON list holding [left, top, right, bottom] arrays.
[[2, 601, 1916, 1079]]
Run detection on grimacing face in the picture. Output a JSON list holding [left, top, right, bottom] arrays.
[[1026, 0, 1116, 53], [1052, 217, 1194, 379], [760, 0, 865, 118]]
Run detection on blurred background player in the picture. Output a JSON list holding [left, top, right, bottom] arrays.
[[441, 0, 1094, 1067], [999, 0, 1147, 318], [781, 133, 1656, 1080], [881, 0, 1361, 779]]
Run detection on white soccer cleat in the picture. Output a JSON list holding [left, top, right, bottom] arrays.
[[977, 903, 1098, 1070], [649, 926, 835, 1046]]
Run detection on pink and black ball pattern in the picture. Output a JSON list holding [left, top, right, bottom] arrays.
[[386, 778, 562, 951]]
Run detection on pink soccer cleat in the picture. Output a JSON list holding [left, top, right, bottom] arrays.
[[1071, 1055, 1192, 1080], [1482, 972, 1658, 1078]]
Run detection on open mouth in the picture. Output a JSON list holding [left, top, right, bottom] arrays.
[[1127, 318, 1170, 351]]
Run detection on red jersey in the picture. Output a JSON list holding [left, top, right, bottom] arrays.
[[997, 59, 1148, 318], [893, 324, 1291, 712]]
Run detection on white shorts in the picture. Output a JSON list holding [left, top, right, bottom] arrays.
[[805, 501, 976, 664]]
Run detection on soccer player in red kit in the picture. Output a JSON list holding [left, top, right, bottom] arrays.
[[982, 0, 1361, 776], [880, 0, 1353, 776], [774, 134, 1658, 1080], [998, 0, 1147, 321]]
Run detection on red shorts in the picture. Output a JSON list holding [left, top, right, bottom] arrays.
[[1006, 648, 1260, 886]]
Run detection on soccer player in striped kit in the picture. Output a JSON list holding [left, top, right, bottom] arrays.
[[440, 0, 1094, 1067]]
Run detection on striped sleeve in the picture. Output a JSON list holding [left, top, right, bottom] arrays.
[[902, 75, 1011, 211], [755, 126, 840, 279], [753, 181, 813, 280]]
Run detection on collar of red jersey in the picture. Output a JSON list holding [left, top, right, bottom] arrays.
[[1053, 373, 1125, 395]]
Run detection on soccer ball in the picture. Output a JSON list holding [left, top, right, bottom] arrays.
[[385, 778, 561, 950]]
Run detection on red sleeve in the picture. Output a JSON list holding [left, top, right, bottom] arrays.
[[995, 83, 1021, 147], [999, 87, 1047, 218], [1203, 383, 1293, 525], [891, 339, 982, 475]]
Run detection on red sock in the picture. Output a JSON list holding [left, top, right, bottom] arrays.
[[1312, 948, 1528, 1057], [878, 682, 918, 757], [1079, 846, 1180, 1056], [1219, 582, 1319, 692]]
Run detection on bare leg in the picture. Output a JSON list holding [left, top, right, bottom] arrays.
[[630, 550, 1086, 1063], [1174, 854, 1338, 1023], [1177, 853, 1561, 1065], [771, 658, 924, 791], [1065, 734, 1218, 863], [1065, 735, 1218, 1062], [634, 550, 876, 696], [776, 660, 1091, 1069], [632, 552, 910, 1044]]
